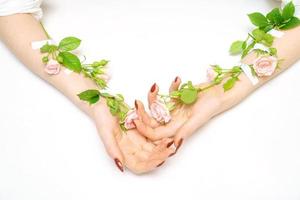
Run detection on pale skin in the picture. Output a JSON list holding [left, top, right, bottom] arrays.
[[0, 14, 175, 174], [1, 13, 299, 174], [133, 25, 300, 155]]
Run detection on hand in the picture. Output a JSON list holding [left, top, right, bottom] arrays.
[[133, 76, 224, 151], [92, 99, 175, 174]]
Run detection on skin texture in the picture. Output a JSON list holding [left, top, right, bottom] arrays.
[[134, 26, 300, 150]]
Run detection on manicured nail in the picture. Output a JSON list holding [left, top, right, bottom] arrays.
[[132, 120, 137, 127], [176, 138, 184, 151], [168, 138, 183, 157], [156, 161, 165, 167], [135, 100, 138, 110], [174, 76, 179, 82], [114, 158, 124, 172], [150, 83, 156, 93], [169, 152, 176, 157], [167, 141, 174, 148]]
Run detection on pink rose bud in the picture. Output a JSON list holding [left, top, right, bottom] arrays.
[[206, 67, 218, 82], [124, 109, 139, 130], [45, 59, 61, 75], [150, 100, 171, 124], [253, 56, 278, 77]]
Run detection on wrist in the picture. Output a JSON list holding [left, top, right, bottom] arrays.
[[89, 97, 109, 119]]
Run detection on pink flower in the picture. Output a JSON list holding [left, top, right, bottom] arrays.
[[150, 100, 171, 124], [45, 59, 60, 75], [206, 67, 218, 82], [124, 110, 139, 130], [253, 56, 278, 77]]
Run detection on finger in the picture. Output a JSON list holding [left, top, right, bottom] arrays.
[[153, 138, 175, 154], [130, 139, 175, 174], [95, 124, 125, 172], [133, 119, 157, 140], [135, 100, 159, 128], [148, 83, 159, 108], [135, 117, 185, 141], [169, 76, 181, 93], [141, 149, 174, 172]]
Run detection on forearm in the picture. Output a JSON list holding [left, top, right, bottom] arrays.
[[0, 14, 100, 117], [218, 26, 300, 113]]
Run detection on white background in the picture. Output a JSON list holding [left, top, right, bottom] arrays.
[[1, 0, 300, 199]]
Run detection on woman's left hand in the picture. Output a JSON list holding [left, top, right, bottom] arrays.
[[93, 100, 175, 174]]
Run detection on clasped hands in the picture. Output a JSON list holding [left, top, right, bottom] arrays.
[[92, 76, 224, 174]]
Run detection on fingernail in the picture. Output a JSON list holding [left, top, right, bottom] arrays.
[[114, 158, 124, 172], [169, 152, 176, 157], [150, 83, 156, 93], [176, 138, 184, 151], [174, 76, 179, 82], [167, 141, 174, 148], [135, 100, 138, 110], [132, 120, 137, 127], [156, 161, 165, 167], [168, 138, 183, 157]]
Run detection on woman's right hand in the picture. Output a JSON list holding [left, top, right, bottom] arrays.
[[92, 99, 175, 174], [133, 77, 224, 149]]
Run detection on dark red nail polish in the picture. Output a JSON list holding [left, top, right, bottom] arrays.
[[135, 100, 138, 109], [132, 120, 137, 127], [176, 138, 183, 151], [174, 76, 179, 82], [150, 83, 156, 93], [156, 161, 165, 167], [167, 141, 174, 148], [114, 158, 124, 172], [169, 152, 176, 157], [169, 138, 184, 157]]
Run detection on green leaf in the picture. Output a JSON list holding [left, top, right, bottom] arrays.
[[58, 37, 81, 51], [100, 93, 114, 98], [59, 51, 82, 72], [211, 65, 222, 74], [223, 77, 238, 92], [266, 8, 283, 25], [231, 66, 242, 73], [263, 25, 274, 32], [242, 41, 256, 58], [229, 40, 246, 55], [116, 94, 124, 102], [248, 12, 269, 28], [42, 56, 49, 63], [107, 99, 119, 115], [280, 17, 300, 30], [262, 33, 274, 46], [77, 90, 100, 104], [40, 44, 57, 53], [282, 1, 295, 21], [92, 59, 109, 67], [252, 29, 265, 41], [95, 78, 107, 89], [187, 81, 194, 89], [170, 91, 181, 98], [214, 76, 223, 85], [269, 47, 277, 56], [40, 43, 50, 53], [180, 88, 198, 105]]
